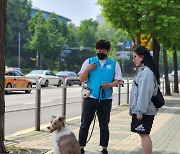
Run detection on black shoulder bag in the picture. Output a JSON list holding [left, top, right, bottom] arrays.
[[151, 87, 165, 108], [134, 81, 165, 108]]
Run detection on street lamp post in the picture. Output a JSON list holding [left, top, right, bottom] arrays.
[[18, 33, 21, 68], [36, 50, 39, 69]]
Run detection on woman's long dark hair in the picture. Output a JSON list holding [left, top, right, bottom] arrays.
[[134, 46, 160, 84]]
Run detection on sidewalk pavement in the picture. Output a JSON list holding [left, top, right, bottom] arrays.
[[5, 93, 180, 154]]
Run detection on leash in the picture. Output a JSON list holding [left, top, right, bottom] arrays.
[[86, 87, 105, 143], [86, 112, 96, 143]]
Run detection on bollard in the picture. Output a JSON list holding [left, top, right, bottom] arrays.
[[118, 84, 121, 105], [127, 78, 129, 104], [35, 79, 41, 131], [62, 78, 67, 122], [62, 87, 67, 117]]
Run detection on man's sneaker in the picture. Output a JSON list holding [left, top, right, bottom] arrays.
[[101, 149, 108, 154], [81, 148, 85, 154]]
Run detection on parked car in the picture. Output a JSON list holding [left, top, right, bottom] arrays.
[[162, 70, 180, 82], [56, 71, 81, 86], [7, 66, 21, 72], [5, 68, 32, 94], [25, 70, 61, 87]]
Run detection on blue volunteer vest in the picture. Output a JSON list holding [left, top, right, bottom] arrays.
[[87, 56, 116, 100]]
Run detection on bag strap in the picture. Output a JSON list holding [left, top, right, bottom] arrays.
[[134, 80, 138, 87], [153, 77, 160, 95]]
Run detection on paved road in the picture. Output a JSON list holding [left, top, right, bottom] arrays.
[[5, 85, 129, 136]]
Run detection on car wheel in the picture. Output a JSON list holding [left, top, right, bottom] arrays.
[[57, 80, 61, 87], [5, 83, 12, 95], [68, 81, 72, 86], [25, 83, 32, 93], [44, 80, 49, 87]]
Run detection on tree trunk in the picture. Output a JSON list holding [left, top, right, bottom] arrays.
[[50, 55, 54, 71], [40, 52, 43, 69], [135, 34, 141, 46], [152, 38, 160, 69], [173, 45, 179, 93], [0, 0, 7, 153], [163, 48, 171, 95]]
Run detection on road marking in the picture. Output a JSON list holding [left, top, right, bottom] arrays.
[[23, 100, 54, 105], [24, 102, 35, 105], [42, 100, 54, 103]]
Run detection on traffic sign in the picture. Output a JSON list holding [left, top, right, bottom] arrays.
[[140, 34, 151, 50]]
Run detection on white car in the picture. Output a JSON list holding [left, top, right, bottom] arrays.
[[168, 70, 180, 82], [25, 70, 61, 87], [162, 70, 180, 82]]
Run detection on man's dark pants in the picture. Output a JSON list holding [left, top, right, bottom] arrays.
[[79, 97, 112, 147]]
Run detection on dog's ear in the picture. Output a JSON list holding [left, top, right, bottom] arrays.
[[59, 116, 65, 122]]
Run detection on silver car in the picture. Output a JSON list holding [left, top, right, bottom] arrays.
[[56, 71, 81, 86], [25, 70, 61, 87]]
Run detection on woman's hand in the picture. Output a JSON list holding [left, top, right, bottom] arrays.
[[137, 114, 143, 120]]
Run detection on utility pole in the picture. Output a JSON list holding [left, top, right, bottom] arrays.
[[36, 50, 39, 69], [18, 33, 21, 68]]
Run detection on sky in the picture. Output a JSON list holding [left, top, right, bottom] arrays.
[[31, 0, 101, 26]]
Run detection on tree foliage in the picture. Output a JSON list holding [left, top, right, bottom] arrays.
[[67, 23, 79, 47], [98, 0, 180, 94], [47, 14, 66, 70], [26, 12, 50, 69], [64, 19, 98, 72], [98, 0, 180, 51], [6, 0, 32, 67], [77, 19, 98, 48]]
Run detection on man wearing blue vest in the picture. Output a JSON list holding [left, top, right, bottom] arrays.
[[78, 39, 123, 154]]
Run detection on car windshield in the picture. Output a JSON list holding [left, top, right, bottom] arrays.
[[57, 72, 69, 75], [7, 67, 21, 72], [29, 70, 44, 74]]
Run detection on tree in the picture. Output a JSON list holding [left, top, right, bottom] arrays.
[[0, 0, 7, 152], [26, 11, 50, 69], [77, 19, 98, 48], [98, 0, 180, 95], [168, 1, 180, 93], [62, 19, 98, 72], [6, 0, 32, 67], [6, 24, 12, 45], [156, 0, 180, 94], [173, 46, 179, 93], [67, 23, 79, 47], [46, 14, 66, 70], [59, 20, 69, 38], [98, 0, 144, 45], [96, 23, 134, 74]]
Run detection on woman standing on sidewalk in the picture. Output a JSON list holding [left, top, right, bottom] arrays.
[[129, 46, 159, 154]]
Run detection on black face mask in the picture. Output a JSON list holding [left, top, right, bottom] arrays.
[[97, 53, 107, 60]]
